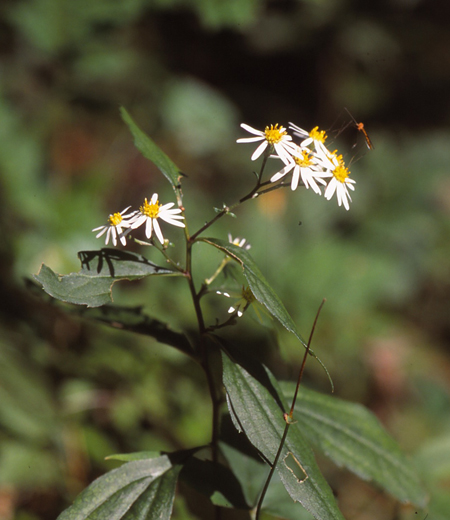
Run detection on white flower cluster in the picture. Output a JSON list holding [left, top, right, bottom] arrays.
[[92, 193, 185, 247], [237, 122, 357, 210]]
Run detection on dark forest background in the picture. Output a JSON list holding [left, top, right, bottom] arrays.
[[1, 0, 449, 519]]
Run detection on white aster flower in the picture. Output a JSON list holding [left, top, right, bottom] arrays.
[[318, 150, 356, 211], [130, 193, 185, 244], [270, 147, 328, 194], [228, 233, 251, 250], [92, 206, 136, 246], [237, 123, 297, 165], [289, 123, 329, 156]]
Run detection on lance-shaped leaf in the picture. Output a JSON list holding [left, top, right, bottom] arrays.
[[281, 383, 428, 508], [121, 107, 183, 189], [34, 248, 183, 307], [222, 351, 345, 520], [57, 455, 180, 520], [203, 238, 332, 384], [201, 238, 307, 346]]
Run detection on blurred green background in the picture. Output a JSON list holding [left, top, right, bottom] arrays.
[[1, 0, 449, 519]]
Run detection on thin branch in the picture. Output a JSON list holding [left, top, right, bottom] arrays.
[[254, 298, 326, 520]]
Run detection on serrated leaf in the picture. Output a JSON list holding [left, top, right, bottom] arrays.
[[222, 352, 345, 520], [220, 440, 314, 520], [57, 456, 180, 520], [34, 249, 183, 307], [75, 304, 195, 358], [263, 472, 315, 520], [281, 383, 428, 508], [120, 107, 183, 188]]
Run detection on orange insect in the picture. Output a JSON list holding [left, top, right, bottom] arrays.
[[344, 107, 374, 150]]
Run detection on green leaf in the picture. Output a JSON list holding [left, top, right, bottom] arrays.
[[180, 457, 249, 509], [220, 440, 314, 520], [57, 456, 180, 520], [200, 238, 306, 344], [415, 432, 450, 484], [201, 238, 331, 384], [120, 107, 183, 189], [282, 383, 428, 508], [75, 304, 195, 358], [106, 452, 162, 462], [219, 441, 267, 508], [222, 351, 345, 520], [34, 249, 183, 307], [263, 472, 316, 520]]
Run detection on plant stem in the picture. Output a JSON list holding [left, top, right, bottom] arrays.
[[255, 422, 290, 520], [288, 299, 326, 418], [182, 207, 222, 467], [190, 155, 271, 242], [254, 299, 326, 519]]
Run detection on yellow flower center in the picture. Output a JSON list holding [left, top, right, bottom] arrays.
[[140, 198, 161, 218], [242, 286, 256, 304], [309, 126, 327, 143], [264, 124, 287, 144], [294, 150, 312, 167], [108, 212, 123, 226], [331, 151, 345, 166], [333, 164, 351, 183]]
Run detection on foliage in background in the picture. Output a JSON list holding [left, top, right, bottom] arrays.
[[0, 0, 450, 519]]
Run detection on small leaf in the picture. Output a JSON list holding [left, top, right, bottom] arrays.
[[57, 456, 180, 520], [222, 352, 345, 520], [282, 383, 428, 508], [120, 107, 183, 188], [34, 249, 183, 307]]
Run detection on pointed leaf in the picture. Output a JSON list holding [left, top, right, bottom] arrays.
[[121, 107, 183, 188], [282, 383, 428, 508], [222, 351, 345, 520], [202, 239, 331, 384], [201, 238, 306, 346], [34, 249, 183, 307], [57, 456, 180, 520]]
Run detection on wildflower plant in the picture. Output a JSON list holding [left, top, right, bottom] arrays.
[[34, 109, 428, 520]]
